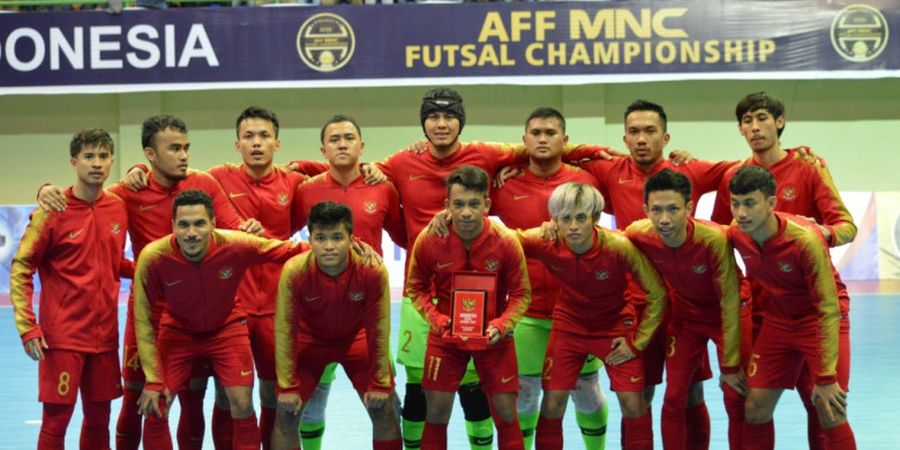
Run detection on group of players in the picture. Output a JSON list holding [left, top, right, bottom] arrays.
[[10, 87, 856, 450]]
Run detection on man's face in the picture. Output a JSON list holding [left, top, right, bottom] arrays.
[[554, 210, 595, 252], [173, 204, 214, 262], [320, 121, 364, 169], [236, 118, 280, 169], [72, 145, 113, 187], [739, 108, 784, 153], [145, 127, 190, 182], [445, 184, 490, 237], [424, 111, 461, 149], [644, 190, 692, 244], [310, 223, 352, 272], [623, 110, 669, 167], [524, 117, 568, 163], [730, 190, 775, 235]]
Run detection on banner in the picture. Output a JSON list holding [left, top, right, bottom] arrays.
[[0, 1, 897, 94]]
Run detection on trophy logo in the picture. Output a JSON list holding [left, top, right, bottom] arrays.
[[296, 13, 356, 72], [831, 4, 889, 63]]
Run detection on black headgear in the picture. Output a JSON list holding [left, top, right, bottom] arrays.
[[420, 88, 465, 133]]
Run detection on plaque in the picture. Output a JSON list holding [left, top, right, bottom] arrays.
[[448, 271, 498, 349]]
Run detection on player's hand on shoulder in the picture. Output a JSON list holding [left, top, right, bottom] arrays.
[[123, 167, 149, 191], [494, 166, 520, 188], [599, 147, 628, 160], [426, 209, 451, 237], [38, 185, 67, 212], [540, 220, 559, 241], [668, 149, 696, 165], [404, 140, 428, 154], [352, 239, 383, 266], [361, 164, 387, 185], [239, 218, 265, 236]]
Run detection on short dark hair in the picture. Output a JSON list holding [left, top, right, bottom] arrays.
[[236, 106, 280, 138], [729, 166, 776, 197], [624, 99, 668, 131], [308, 201, 353, 234], [320, 115, 362, 144], [446, 165, 488, 196], [644, 169, 692, 204], [172, 189, 214, 220], [735, 92, 785, 137], [525, 107, 566, 132], [70, 128, 114, 158], [142, 115, 188, 149]]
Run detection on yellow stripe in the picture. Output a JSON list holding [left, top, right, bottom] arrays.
[[274, 253, 314, 391], [10, 208, 52, 337], [813, 161, 857, 246], [694, 222, 742, 369], [608, 231, 668, 351], [133, 237, 175, 386]]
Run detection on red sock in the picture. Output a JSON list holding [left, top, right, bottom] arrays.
[[494, 415, 524, 450], [116, 388, 143, 450], [823, 423, 856, 450], [622, 411, 653, 450], [661, 402, 687, 450], [260, 406, 276, 450], [535, 416, 563, 450], [373, 438, 403, 450], [800, 392, 826, 450], [212, 404, 234, 450], [141, 398, 173, 450], [233, 413, 261, 450], [722, 385, 745, 450], [686, 403, 710, 450], [741, 421, 774, 450], [80, 400, 111, 450], [177, 389, 206, 450], [420, 422, 448, 450], [38, 403, 74, 450]]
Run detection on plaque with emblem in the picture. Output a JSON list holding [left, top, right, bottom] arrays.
[[448, 271, 497, 349]]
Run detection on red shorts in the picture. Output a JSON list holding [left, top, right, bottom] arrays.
[[796, 314, 851, 392], [159, 331, 254, 394], [247, 314, 276, 381], [291, 331, 390, 402], [747, 316, 837, 390], [422, 336, 518, 395], [542, 329, 644, 393], [39, 349, 121, 404]]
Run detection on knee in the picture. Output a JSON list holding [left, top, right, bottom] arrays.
[[743, 396, 773, 424], [540, 391, 568, 419], [490, 394, 518, 423], [402, 383, 427, 422], [276, 409, 301, 434], [618, 393, 647, 418], [572, 373, 606, 413], [424, 393, 453, 424], [228, 391, 254, 418]]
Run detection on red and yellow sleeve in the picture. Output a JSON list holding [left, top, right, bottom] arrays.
[[133, 241, 167, 392], [810, 161, 856, 247], [10, 208, 53, 343], [489, 229, 532, 335], [224, 230, 308, 266], [364, 262, 395, 394], [616, 233, 668, 351], [798, 231, 841, 385], [274, 256, 309, 394], [514, 227, 545, 258], [289, 160, 330, 178], [687, 159, 740, 195], [407, 234, 449, 333], [702, 227, 743, 372]]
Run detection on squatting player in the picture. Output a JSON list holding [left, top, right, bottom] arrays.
[[272, 201, 401, 450], [625, 169, 749, 449], [514, 182, 667, 450], [407, 166, 531, 450], [726, 166, 856, 450], [711, 92, 855, 450], [11, 129, 129, 450]]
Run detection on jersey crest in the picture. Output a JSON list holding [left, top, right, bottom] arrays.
[[364, 201, 378, 215], [595, 270, 609, 280], [219, 266, 234, 280], [781, 186, 797, 201], [777, 261, 793, 273], [349, 291, 364, 302], [277, 192, 290, 205], [111, 222, 122, 234], [484, 258, 500, 271], [691, 264, 707, 274]]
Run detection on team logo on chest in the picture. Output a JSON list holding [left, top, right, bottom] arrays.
[[777, 261, 793, 272], [219, 267, 234, 280], [691, 264, 707, 274], [349, 292, 364, 302], [595, 270, 609, 280], [364, 201, 378, 215], [484, 259, 500, 271], [110, 222, 121, 234], [277, 192, 289, 205], [781, 186, 797, 201]]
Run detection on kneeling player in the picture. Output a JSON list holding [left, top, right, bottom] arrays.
[[272, 201, 402, 450]]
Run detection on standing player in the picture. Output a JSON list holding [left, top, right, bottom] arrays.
[[11, 129, 128, 450], [710, 92, 855, 450], [407, 166, 531, 450], [133, 190, 307, 450], [514, 182, 667, 450], [272, 201, 401, 450], [726, 166, 856, 450], [489, 108, 608, 450], [625, 169, 749, 449]]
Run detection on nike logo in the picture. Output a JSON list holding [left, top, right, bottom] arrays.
[[240, 370, 253, 377], [165, 279, 184, 287], [630, 376, 642, 383], [304, 295, 322, 302], [501, 376, 515, 384], [436, 262, 453, 269], [139, 204, 157, 211], [68, 229, 83, 239], [409, 175, 425, 181], [618, 178, 634, 184], [229, 192, 247, 198], [513, 194, 529, 201]]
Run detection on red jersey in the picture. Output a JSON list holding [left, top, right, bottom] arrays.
[[209, 163, 306, 316], [711, 147, 856, 247], [625, 218, 742, 371], [727, 212, 843, 384], [406, 217, 531, 339], [516, 227, 667, 353], [275, 251, 393, 395], [293, 172, 407, 254], [581, 157, 736, 229], [490, 164, 598, 320], [11, 188, 128, 353], [134, 230, 306, 391]]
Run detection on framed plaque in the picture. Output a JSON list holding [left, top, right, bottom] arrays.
[[448, 271, 498, 348]]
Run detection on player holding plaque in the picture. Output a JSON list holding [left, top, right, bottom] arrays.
[[407, 166, 531, 450]]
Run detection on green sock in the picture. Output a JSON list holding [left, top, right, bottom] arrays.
[[518, 411, 540, 450], [575, 402, 609, 450], [466, 417, 494, 450], [402, 418, 424, 449], [299, 420, 325, 450]]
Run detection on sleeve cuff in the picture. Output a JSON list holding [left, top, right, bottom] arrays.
[[145, 382, 165, 392], [21, 327, 43, 344], [276, 385, 301, 395], [720, 365, 740, 375], [130, 163, 149, 174], [816, 374, 837, 386]]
